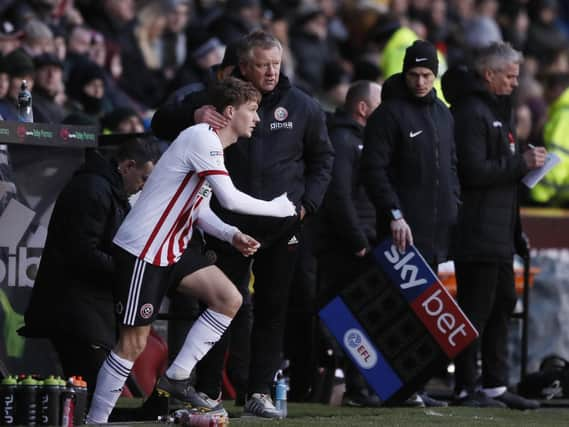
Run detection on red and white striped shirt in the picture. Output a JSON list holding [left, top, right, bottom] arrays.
[[114, 124, 228, 266]]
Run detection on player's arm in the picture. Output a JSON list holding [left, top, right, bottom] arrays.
[[197, 197, 260, 256], [190, 130, 296, 217], [203, 173, 296, 218]]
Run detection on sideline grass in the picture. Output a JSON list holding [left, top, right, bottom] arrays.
[[226, 402, 569, 426], [115, 398, 569, 426]]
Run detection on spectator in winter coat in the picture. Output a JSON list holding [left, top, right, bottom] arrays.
[[32, 53, 67, 124]]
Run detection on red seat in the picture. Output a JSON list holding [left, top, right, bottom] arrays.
[[122, 328, 168, 398]]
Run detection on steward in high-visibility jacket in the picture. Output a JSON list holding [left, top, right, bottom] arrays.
[[531, 83, 569, 206]]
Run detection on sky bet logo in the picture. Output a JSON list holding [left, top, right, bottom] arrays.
[[374, 241, 436, 302], [374, 239, 478, 359]]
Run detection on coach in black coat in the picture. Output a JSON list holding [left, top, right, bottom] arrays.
[[316, 81, 382, 406], [443, 64, 530, 261], [441, 43, 545, 408], [21, 143, 155, 393], [152, 73, 332, 246], [317, 108, 377, 261], [152, 31, 333, 409], [362, 40, 460, 266]]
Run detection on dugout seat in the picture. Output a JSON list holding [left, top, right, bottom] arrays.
[[122, 328, 168, 397]]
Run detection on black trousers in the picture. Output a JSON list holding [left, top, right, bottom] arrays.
[[169, 230, 300, 397], [453, 260, 517, 392], [50, 334, 109, 396], [284, 226, 318, 401]]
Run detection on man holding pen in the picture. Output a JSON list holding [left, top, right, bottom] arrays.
[[442, 42, 546, 409]]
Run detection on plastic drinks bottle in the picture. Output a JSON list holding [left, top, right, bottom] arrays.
[[17, 80, 34, 123], [60, 380, 76, 427], [172, 409, 229, 426], [70, 376, 87, 425], [274, 376, 288, 418], [0, 375, 18, 425], [15, 375, 39, 426], [38, 375, 61, 425]]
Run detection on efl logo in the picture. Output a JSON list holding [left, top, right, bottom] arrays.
[[373, 241, 436, 302], [320, 297, 403, 400], [411, 285, 478, 358], [343, 328, 377, 369]]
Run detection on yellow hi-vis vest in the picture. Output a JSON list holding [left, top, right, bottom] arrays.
[[531, 87, 569, 205]]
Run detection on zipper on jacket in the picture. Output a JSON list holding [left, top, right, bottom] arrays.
[[428, 104, 440, 259]]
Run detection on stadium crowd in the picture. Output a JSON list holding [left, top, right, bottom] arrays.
[[0, 0, 566, 144], [3, 0, 569, 420]]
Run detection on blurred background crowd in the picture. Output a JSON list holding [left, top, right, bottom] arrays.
[[0, 0, 567, 173]]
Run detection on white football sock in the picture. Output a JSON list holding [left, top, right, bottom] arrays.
[[86, 351, 134, 424], [166, 308, 232, 380]]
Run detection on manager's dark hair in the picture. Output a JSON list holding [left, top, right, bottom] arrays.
[[345, 80, 375, 113], [115, 137, 158, 166]]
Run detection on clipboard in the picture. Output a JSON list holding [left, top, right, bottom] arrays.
[[522, 152, 561, 188]]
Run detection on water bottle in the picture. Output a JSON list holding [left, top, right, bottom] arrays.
[[60, 380, 76, 427], [0, 375, 18, 425], [38, 376, 61, 426], [70, 376, 87, 425], [15, 375, 39, 426], [274, 375, 287, 418], [17, 80, 34, 123], [171, 409, 229, 426]]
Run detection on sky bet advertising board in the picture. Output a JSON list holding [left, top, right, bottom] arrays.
[[319, 238, 478, 403]]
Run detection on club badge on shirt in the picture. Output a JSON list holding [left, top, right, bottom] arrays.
[[271, 106, 293, 131]]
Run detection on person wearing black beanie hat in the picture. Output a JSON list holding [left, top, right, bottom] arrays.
[[402, 39, 439, 77], [65, 59, 107, 119], [361, 38, 460, 407]]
